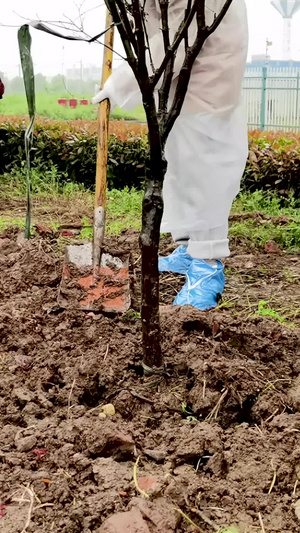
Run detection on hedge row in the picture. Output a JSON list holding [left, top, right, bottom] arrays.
[[246, 130, 300, 199], [0, 117, 148, 190], [0, 117, 299, 198]]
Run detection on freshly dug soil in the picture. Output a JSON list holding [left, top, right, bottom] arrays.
[[0, 227, 300, 533]]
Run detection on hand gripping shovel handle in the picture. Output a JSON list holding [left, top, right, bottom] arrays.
[[93, 10, 114, 276]]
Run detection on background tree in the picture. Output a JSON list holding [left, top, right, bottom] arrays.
[[8, 76, 25, 94], [34, 73, 47, 92]]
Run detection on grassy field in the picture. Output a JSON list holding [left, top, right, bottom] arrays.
[[0, 167, 299, 253], [0, 93, 146, 121]]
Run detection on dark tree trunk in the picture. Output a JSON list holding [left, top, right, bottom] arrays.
[[140, 178, 164, 371], [140, 96, 167, 372]]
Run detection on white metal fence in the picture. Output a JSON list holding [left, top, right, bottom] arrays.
[[242, 67, 300, 131]]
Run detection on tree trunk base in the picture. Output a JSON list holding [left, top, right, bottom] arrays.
[[142, 362, 165, 376], [142, 362, 165, 388]]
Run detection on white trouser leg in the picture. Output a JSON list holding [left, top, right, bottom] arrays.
[[161, 108, 248, 260], [172, 227, 229, 260]]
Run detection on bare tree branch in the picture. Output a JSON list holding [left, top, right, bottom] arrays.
[[159, 0, 170, 53], [141, 4, 155, 74], [162, 0, 233, 144], [131, 0, 147, 81], [106, 0, 138, 74], [150, 0, 199, 89], [73, 3, 104, 22], [158, 0, 174, 124], [0, 23, 24, 28], [115, 0, 138, 55], [27, 17, 126, 60], [184, 0, 192, 50], [208, 0, 233, 35]]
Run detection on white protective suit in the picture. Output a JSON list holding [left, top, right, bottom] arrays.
[[97, 0, 248, 259]]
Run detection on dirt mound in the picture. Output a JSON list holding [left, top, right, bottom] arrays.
[[0, 229, 300, 532]]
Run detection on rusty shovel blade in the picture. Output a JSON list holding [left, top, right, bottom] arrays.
[[58, 243, 131, 313]]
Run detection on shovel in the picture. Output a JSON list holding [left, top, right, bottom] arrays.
[[58, 12, 130, 313]]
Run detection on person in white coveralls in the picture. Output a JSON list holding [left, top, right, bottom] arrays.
[[93, 0, 249, 310]]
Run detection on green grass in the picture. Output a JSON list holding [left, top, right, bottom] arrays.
[[0, 217, 25, 233], [0, 167, 299, 251], [0, 93, 145, 122], [0, 166, 144, 236], [229, 219, 300, 252], [255, 300, 296, 328], [111, 106, 145, 122], [122, 310, 142, 321], [284, 268, 299, 284], [106, 188, 142, 233], [232, 189, 298, 216], [0, 215, 64, 234], [230, 190, 300, 253], [0, 165, 86, 197], [79, 189, 143, 237]]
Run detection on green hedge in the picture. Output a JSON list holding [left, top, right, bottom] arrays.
[[0, 122, 148, 190], [243, 141, 300, 200], [0, 121, 299, 200]]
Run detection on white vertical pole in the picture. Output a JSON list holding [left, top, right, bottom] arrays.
[[282, 18, 292, 60]]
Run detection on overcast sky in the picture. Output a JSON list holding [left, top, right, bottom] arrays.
[[1, 0, 300, 78]]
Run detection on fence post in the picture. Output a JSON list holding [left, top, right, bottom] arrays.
[[296, 72, 300, 127], [260, 66, 267, 131]]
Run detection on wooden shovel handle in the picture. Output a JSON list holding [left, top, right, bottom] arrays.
[[95, 11, 114, 209]]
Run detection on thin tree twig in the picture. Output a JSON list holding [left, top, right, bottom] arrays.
[[175, 508, 205, 532], [115, 0, 138, 55], [184, 0, 192, 50], [206, 389, 228, 421], [162, 0, 234, 144], [191, 507, 220, 531], [67, 378, 76, 419], [203, 378, 207, 400], [17, 11, 126, 60], [158, 0, 175, 123], [141, 3, 155, 73], [131, 0, 147, 80], [293, 479, 298, 497], [208, 0, 234, 34], [150, 0, 201, 89], [258, 512, 266, 533], [73, 3, 105, 21], [129, 389, 155, 404], [20, 487, 35, 533], [106, 0, 138, 73], [162, 0, 207, 143], [268, 459, 277, 494], [103, 343, 109, 361], [33, 503, 55, 510]]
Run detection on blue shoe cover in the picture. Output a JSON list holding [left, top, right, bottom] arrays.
[[173, 259, 225, 311], [158, 246, 192, 274]]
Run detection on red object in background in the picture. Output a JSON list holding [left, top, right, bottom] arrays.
[[80, 99, 88, 106], [69, 98, 78, 109], [58, 98, 67, 106], [0, 79, 5, 100], [61, 230, 75, 237], [35, 224, 53, 236]]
